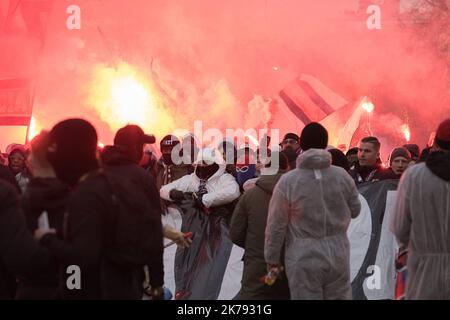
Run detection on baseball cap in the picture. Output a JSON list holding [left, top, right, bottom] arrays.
[[114, 125, 155, 146]]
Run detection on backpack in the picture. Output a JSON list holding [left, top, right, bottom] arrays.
[[99, 170, 160, 267]]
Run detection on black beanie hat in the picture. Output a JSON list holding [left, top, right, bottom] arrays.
[[389, 147, 411, 165], [283, 132, 300, 143], [48, 118, 99, 186], [300, 122, 328, 151]]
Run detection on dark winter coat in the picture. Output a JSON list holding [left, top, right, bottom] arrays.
[[39, 161, 164, 299], [0, 180, 53, 299], [349, 162, 384, 184], [0, 164, 20, 193], [101, 146, 165, 289], [230, 171, 290, 300], [15, 178, 69, 299], [373, 168, 401, 181]]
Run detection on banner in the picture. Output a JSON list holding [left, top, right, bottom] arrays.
[[162, 204, 243, 300], [348, 179, 399, 300], [0, 78, 32, 126], [163, 180, 400, 300]]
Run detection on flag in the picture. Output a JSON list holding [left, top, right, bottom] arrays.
[[162, 203, 243, 300], [278, 73, 349, 126], [275, 74, 366, 150], [322, 96, 368, 150], [0, 78, 32, 126]]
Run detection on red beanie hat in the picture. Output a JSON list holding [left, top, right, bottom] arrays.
[[435, 118, 450, 150]]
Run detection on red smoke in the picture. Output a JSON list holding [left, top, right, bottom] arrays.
[[1, 0, 448, 153]]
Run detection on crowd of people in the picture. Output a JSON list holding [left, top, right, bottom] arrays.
[[0, 116, 449, 300]]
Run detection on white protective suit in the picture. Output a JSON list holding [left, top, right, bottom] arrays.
[[160, 148, 240, 209], [265, 148, 361, 300], [390, 162, 450, 300]]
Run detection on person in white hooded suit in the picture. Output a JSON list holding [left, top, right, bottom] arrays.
[[160, 147, 241, 299], [160, 147, 240, 209], [265, 123, 361, 300]]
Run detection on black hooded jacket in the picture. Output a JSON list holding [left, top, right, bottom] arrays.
[[426, 151, 450, 181], [0, 180, 53, 299], [101, 145, 165, 288], [38, 147, 164, 299], [0, 164, 20, 193], [15, 178, 69, 299]]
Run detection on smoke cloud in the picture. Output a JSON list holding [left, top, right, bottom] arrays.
[[1, 0, 448, 154]]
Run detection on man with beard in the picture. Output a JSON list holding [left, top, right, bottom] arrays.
[[34, 119, 164, 299], [391, 118, 450, 300], [280, 133, 301, 154]]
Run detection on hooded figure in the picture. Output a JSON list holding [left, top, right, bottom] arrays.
[[265, 122, 361, 300], [391, 118, 450, 299], [160, 147, 240, 209]]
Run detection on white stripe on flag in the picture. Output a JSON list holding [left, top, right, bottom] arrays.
[[218, 245, 244, 300], [279, 74, 349, 125]]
